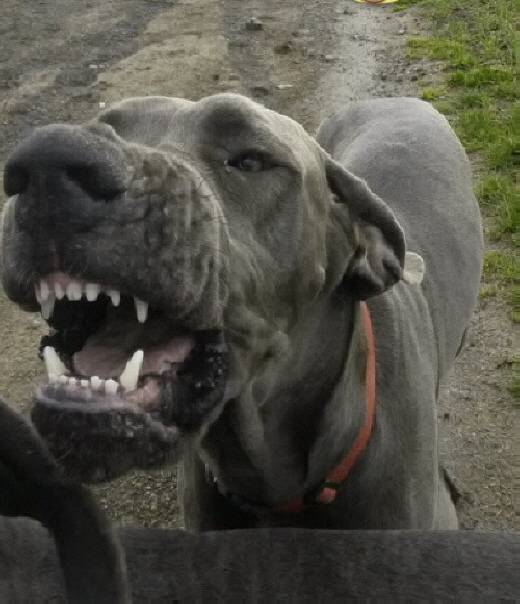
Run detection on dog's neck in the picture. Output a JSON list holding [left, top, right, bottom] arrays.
[[199, 295, 370, 505]]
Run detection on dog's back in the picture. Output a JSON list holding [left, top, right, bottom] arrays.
[[318, 98, 483, 378]]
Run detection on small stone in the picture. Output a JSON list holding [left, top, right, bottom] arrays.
[[89, 64, 98, 70], [251, 84, 270, 96], [99, 102, 106, 108], [276, 83, 293, 90], [398, 27, 406, 35], [324, 54, 335, 62], [274, 41, 293, 55], [9, 99, 30, 114], [411, 74, 419, 81], [380, 73, 387, 81], [212, 74, 220, 81], [97, 75, 108, 89], [228, 73, 240, 81], [245, 17, 263, 31]]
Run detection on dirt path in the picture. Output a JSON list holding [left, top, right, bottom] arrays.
[[0, 0, 514, 530]]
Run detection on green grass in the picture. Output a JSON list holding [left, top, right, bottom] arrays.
[[511, 284, 520, 323], [477, 175, 518, 238], [483, 250, 517, 282], [399, 0, 518, 241], [398, 0, 518, 393]]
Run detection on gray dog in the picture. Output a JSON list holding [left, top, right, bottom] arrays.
[[1, 94, 483, 531]]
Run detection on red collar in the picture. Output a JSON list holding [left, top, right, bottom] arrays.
[[209, 302, 376, 517], [271, 301, 376, 514]]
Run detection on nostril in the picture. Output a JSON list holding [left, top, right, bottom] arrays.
[[4, 164, 30, 197], [64, 163, 122, 202], [4, 125, 127, 206]]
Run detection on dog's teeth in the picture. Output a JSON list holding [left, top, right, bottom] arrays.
[[40, 296, 56, 320], [80, 379, 89, 388], [35, 285, 42, 304], [119, 349, 144, 392], [66, 282, 83, 301], [134, 298, 148, 323], [48, 373, 58, 383], [105, 379, 119, 395], [85, 283, 100, 302], [91, 376, 102, 391], [43, 346, 67, 380], [54, 283, 65, 300], [58, 374, 68, 384], [40, 281, 50, 302], [68, 377, 77, 387], [108, 290, 121, 307]]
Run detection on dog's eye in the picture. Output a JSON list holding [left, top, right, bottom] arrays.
[[225, 151, 270, 172]]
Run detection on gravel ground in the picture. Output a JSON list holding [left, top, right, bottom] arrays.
[[0, 0, 515, 530]]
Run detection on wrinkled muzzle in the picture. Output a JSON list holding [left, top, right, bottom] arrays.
[[2, 123, 230, 481]]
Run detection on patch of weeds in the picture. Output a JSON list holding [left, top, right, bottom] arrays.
[[403, 0, 517, 242], [495, 80, 516, 100], [482, 250, 517, 283], [477, 174, 517, 237], [478, 285, 498, 299], [510, 283, 520, 323], [509, 366, 519, 405], [407, 38, 474, 67], [432, 100, 451, 114], [448, 66, 512, 87], [419, 86, 446, 100]]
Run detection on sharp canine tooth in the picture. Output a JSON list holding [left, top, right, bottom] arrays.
[[55, 284, 65, 300], [91, 376, 102, 391], [108, 290, 120, 307], [40, 296, 56, 320], [105, 379, 119, 395], [134, 298, 148, 323], [35, 286, 42, 304], [43, 346, 67, 379], [119, 349, 144, 392], [85, 283, 100, 301], [66, 282, 82, 301], [40, 281, 50, 302]]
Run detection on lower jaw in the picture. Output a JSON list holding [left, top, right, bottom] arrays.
[[31, 385, 179, 483], [30, 330, 230, 481]]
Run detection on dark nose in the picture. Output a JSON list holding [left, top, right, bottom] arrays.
[[4, 124, 126, 234]]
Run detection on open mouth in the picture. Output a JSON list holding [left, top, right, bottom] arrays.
[[30, 272, 229, 482]]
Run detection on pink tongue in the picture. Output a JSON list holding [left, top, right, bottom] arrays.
[[72, 312, 195, 379], [73, 337, 194, 379]]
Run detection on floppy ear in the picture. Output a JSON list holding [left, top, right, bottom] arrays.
[[325, 156, 424, 300]]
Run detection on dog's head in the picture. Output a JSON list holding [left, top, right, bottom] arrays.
[[1, 93, 423, 481]]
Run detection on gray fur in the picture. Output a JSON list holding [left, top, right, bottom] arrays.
[[1, 95, 483, 531], [2, 397, 518, 603], [0, 397, 129, 603], [2, 519, 518, 602]]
